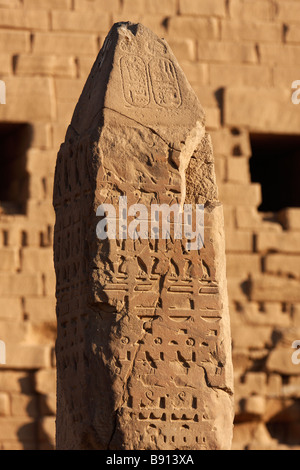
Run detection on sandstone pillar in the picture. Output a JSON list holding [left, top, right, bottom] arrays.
[[53, 22, 234, 450]]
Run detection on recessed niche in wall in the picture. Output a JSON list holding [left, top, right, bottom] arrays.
[[250, 133, 300, 212], [0, 123, 32, 215]]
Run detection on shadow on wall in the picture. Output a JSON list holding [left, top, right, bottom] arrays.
[[14, 373, 55, 450], [0, 123, 32, 215], [250, 133, 300, 213], [267, 400, 300, 446]]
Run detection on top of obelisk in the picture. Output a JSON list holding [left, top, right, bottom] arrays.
[[68, 22, 205, 148]]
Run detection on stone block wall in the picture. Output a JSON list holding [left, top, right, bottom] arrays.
[[0, 0, 299, 450]]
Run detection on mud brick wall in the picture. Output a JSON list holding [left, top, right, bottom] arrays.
[[0, 0, 300, 450]]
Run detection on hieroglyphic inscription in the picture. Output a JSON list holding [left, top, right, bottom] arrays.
[[119, 37, 181, 109], [120, 56, 150, 107], [98, 230, 224, 448], [88, 135, 227, 448], [148, 58, 182, 108], [55, 135, 230, 448]]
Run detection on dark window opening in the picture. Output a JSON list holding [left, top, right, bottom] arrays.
[[250, 133, 300, 212], [0, 123, 32, 214]]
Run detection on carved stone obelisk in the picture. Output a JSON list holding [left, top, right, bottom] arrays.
[[53, 22, 234, 450]]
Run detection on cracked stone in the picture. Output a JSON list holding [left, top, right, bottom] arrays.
[[53, 21, 234, 450]]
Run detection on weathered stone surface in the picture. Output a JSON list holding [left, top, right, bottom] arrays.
[[53, 22, 234, 450], [0, 341, 5, 365]]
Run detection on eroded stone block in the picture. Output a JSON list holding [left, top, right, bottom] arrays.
[[53, 22, 234, 450]]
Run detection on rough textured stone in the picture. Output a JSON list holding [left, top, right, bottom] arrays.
[[53, 22, 234, 450], [0, 342, 5, 366]]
